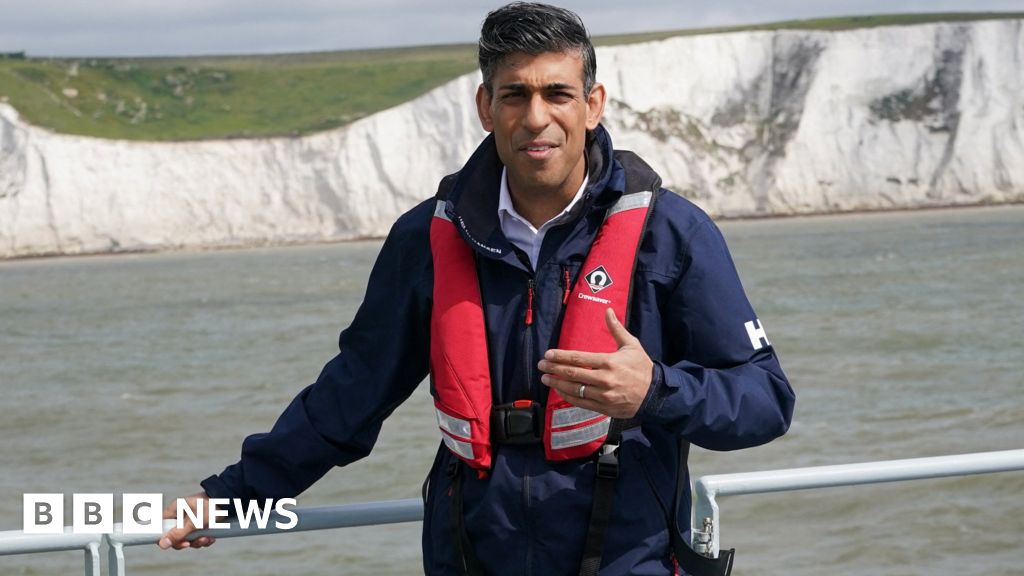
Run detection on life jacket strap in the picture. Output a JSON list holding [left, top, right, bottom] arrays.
[[448, 460, 486, 576], [577, 421, 624, 576]]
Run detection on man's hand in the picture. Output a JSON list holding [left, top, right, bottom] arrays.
[[158, 492, 217, 550], [538, 308, 654, 419]]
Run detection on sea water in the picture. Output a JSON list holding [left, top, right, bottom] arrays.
[[1, 205, 1022, 575]]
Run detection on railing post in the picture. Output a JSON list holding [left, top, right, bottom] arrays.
[[107, 536, 126, 576], [84, 540, 101, 576], [691, 477, 720, 558]]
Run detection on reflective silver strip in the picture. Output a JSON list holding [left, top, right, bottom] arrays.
[[435, 408, 472, 439], [434, 200, 451, 221], [607, 191, 652, 217], [551, 406, 606, 429], [550, 418, 611, 450], [441, 433, 475, 460]]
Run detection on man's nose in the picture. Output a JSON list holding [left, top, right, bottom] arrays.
[[523, 94, 551, 132]]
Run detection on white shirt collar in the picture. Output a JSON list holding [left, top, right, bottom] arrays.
[[497, 167, 589, 234]]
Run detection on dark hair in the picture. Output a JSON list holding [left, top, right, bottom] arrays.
[[478, 2, 596, 95]]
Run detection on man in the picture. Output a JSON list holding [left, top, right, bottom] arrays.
[[160, 3, 795, 575]]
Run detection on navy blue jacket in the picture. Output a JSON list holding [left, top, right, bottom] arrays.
[[202, 125, 795, 575]]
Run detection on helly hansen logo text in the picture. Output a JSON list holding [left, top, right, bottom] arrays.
[[744, 319, 770, 350], [584, 266, 613, 293]]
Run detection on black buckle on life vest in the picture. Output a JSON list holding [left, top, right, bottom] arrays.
[[491, 400, 542, 445], [595, 443, 620, 479]]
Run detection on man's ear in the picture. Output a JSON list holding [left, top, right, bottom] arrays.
[[585, 82, 607, 130], [476, 83, 494, 133]]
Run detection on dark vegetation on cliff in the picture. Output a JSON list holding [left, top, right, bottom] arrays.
[[1, 13, 1020, 141]]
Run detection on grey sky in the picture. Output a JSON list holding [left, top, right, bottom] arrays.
[[1, 0, 1021, 57]]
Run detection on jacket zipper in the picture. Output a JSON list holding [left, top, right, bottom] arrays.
[[525, 278, 535, 326], [523, 277, 536, 575], [522, 277, 535, 395], [523, 460, 533, 576], [561, 265, 571, 305]]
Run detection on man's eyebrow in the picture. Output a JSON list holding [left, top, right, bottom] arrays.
[[496, 82, 579, 92]]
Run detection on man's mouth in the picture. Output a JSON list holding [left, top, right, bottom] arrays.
[[520, 141, 558, 159]]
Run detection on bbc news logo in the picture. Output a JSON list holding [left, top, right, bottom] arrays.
[[23, 493, 298, 534]]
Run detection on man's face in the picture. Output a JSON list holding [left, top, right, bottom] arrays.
[[476, 50, 606, 198]]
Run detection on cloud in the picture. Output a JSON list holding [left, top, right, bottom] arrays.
[[0, 0, 1020, 57]]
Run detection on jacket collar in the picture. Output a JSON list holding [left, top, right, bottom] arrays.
[[442, 124, 622, 263]]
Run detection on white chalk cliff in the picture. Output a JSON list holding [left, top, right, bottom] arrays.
[[2, 20, 1023, 258]]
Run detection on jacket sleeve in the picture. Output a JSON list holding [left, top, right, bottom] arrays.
[[637, 218, 795, 451], [201, 204, 433, 500]]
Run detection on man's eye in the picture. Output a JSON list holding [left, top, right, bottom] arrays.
[[550, 92, 574, 102]]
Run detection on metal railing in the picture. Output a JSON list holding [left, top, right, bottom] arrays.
[[690, 448, 1024, 557], [2, 449, 1022, 575], [0, 529, 103, 575], [0, 499, 423, 576], [107, 499, 422, 576]]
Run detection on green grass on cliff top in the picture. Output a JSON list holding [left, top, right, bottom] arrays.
[[1, 12, 1020, 141]]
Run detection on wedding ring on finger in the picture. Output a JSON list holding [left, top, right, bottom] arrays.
[[578, 384, 587, 399]]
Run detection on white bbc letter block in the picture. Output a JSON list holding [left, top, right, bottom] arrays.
[[122, 493, 164, 535], [73, 493, 114, 534], [23, 493, 63, 534]]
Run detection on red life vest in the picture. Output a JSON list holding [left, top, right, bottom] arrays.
[[429, 190, 653, 470]]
